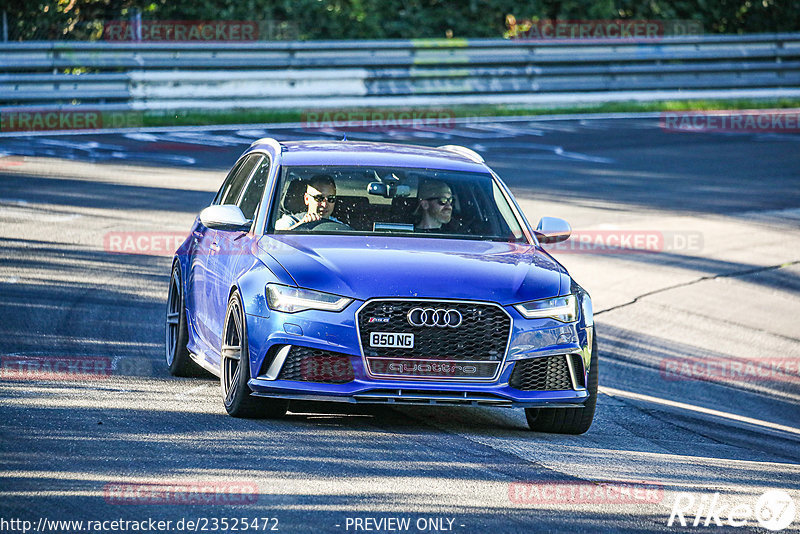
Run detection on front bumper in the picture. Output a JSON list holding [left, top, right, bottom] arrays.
[[244, 298, 593, 409], [249, 360, 589, 408]]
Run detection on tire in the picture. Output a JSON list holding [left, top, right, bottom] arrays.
[[165, 262, 201, 377], [221, 290, 289, 419], [525, 329, 598, 434]]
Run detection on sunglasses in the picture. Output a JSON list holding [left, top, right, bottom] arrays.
[[310, 194, 337, 203], [425, 196, 454, 206]]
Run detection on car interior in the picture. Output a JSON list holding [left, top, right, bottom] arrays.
[[270, 167, 521, 240]]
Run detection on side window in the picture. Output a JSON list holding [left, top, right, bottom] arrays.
[[492, 181, 523, 239], [220, 154, 261, 206], [238, 158, 271, 220], [212, 158, 246, 205]]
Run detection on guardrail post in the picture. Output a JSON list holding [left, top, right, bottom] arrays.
[[132, 8, 142, 42]]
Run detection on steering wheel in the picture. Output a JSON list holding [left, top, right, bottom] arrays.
[[294, 218, 353, 232]]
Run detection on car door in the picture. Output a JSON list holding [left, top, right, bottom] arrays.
[[204, 153, 264, 358], [186, 157, 243, 353], [186, 222, 218, 354], [187, 154, 258, 355]]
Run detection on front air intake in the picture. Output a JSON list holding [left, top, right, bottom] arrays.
[[276, 346, 355, 384], [509, 355, 574, 391]]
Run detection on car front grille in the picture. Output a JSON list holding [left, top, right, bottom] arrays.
[[509, 355, 574, 391], [357, 299, 511, 381], [276, 346, 355, 384]]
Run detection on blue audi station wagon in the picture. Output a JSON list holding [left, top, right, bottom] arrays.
[[166, 139, 597, 434]]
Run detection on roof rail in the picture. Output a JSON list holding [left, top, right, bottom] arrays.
[[437, 144, 485, 163], [250, 137, 283, 152]]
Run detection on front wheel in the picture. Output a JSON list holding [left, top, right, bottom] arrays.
[[525, 329, 598, 434], [221, 290, 288, 419]]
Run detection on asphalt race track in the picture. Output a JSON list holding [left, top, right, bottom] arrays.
[[1, 116, 799, 533]]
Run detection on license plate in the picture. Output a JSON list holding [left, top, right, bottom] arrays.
[[369, 332, 414, 349]]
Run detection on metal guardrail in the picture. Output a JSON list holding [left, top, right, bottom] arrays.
[[1, 34, 799, 111]]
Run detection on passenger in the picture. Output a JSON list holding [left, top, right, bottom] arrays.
[[275, 174, 343, 230], [415, 180, 454, 231]]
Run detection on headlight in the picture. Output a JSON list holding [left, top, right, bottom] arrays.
[[266, 284, 352, 313], [514, 294, 578, 322]]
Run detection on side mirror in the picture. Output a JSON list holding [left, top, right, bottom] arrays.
[[535, 216, 571, 244], [200, 205, 251, 232]]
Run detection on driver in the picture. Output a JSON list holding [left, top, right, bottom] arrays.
[[415, 180, 454, 231], [275, 174, 343, 230]]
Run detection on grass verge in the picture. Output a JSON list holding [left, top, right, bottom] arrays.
[[137, 98, 800, 128]]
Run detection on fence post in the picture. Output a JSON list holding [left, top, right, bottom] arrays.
[[2, 10, 8, 42]]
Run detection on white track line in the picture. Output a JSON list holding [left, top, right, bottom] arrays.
[[600, 386, 800, 436]]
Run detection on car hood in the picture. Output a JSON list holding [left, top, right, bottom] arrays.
[[258, 235, 567, 305]]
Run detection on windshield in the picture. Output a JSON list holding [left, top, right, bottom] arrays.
[[266, 165, 528, 243]]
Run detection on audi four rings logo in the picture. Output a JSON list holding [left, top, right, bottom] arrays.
[[407, 308, 463, 328]]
